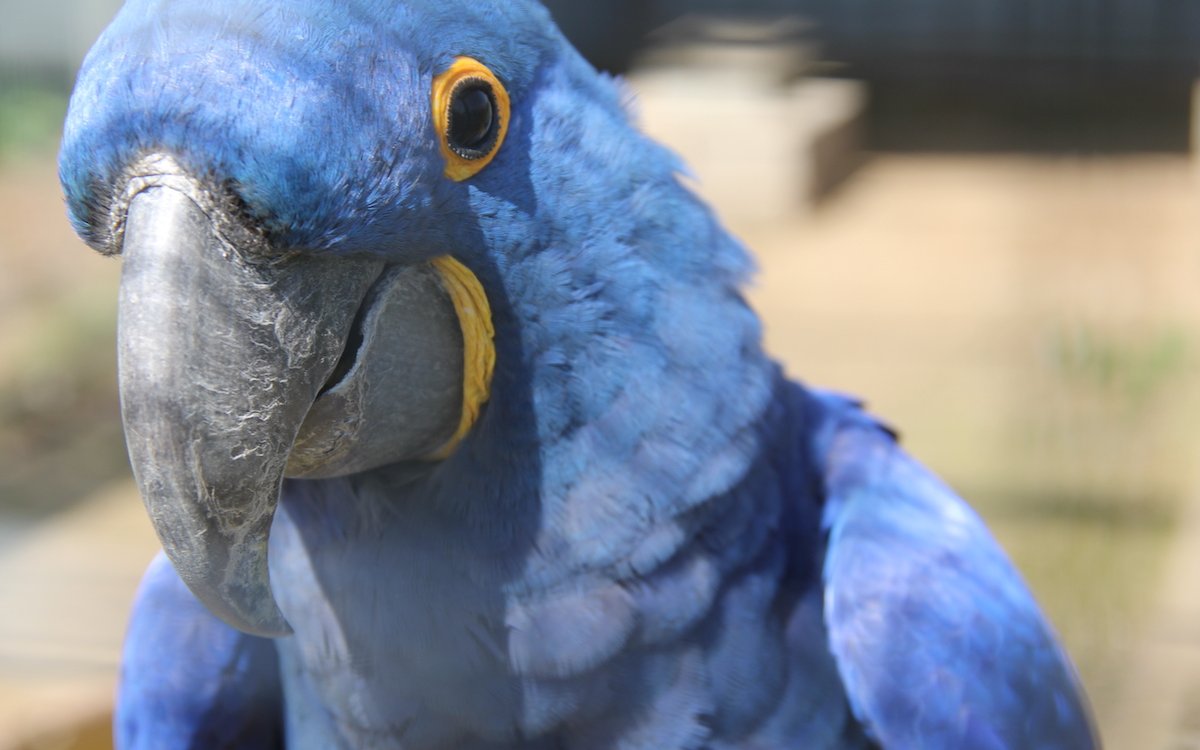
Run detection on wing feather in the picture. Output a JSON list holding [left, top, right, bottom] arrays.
[[816, 397, 1096, 749]]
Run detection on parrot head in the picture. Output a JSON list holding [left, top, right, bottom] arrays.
[[60, 0, 768, 637]]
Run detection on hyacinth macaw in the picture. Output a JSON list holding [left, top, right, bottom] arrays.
[[58, 1, 1097, 748]]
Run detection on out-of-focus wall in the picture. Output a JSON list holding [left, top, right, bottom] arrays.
[[551, 0, 1200, 80], [796, 0, 1200, 81], [0, 1, 122, 79]]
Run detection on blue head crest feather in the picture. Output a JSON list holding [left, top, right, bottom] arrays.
[[62, 0, 557, 251]]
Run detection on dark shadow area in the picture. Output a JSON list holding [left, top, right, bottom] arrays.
[[972, 487, 1179, 532], [542, 3, 1200, 155], [539, 0, 661, 73], [864, 75, 1194, 153]]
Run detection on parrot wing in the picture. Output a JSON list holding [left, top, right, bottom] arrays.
[[115, 553, 285, 750], [814, 393, 1097, 749]]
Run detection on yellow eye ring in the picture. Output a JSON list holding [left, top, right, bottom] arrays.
[[432, 57, 510, 181]]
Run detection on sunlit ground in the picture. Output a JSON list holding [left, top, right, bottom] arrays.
[[2, 97, 1199, 748]]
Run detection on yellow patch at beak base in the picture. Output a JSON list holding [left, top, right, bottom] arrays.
[[425, 255, 495, 459]]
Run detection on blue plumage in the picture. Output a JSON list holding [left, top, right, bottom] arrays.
[[60, 1, 1096, 748], [816, 390, 1094, 747], [116, 555, 283, 748]]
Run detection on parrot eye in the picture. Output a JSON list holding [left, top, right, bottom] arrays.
[[448, 81, 496, 155], [432, 57, 510, 181]]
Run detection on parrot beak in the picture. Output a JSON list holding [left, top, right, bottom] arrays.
[[116, 181, 467, 637], [118, 185, 382, 636]]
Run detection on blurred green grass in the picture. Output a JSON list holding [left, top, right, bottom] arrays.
[[0, 78, 68, 165], [1049, 324, 1191, 405], [0, 77, 126, 519], [0, 296, 124, 515]]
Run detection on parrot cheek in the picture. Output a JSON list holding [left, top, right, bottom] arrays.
[[287, 263, 465, 479]]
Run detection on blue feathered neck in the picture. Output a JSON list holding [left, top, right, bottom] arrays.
[[270, 49, 787, 740]]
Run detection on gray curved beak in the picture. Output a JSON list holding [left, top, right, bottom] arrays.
[[118, 186, 382, 637]]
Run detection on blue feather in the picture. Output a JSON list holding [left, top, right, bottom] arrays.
[[116, 554, 283, 749], [814, 389, 1096, 748]]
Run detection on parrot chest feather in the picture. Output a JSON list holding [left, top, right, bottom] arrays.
[[265, 380, 864, 750]]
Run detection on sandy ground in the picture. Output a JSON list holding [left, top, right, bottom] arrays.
[[0, 482, 155, 750], [1, 148, 1199, 748]]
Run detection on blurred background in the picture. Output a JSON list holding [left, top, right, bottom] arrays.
[[2, 1, 1199, 747]]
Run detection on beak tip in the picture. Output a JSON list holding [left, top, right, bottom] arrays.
[[232, 609, 294, 639], [183, 544, 294, 638], [185, 566, 295, 638], [239, 602, 294, 639]]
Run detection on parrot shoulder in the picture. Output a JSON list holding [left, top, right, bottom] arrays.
[[805, 389, 1097, 748]]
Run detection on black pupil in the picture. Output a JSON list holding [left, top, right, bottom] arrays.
[[449, 83, 494, 153]]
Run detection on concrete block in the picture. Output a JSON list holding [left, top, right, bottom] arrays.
[[627, 31, 866, 221]]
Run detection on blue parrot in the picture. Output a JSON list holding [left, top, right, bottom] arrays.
[[58, 1, 1097, 748]]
